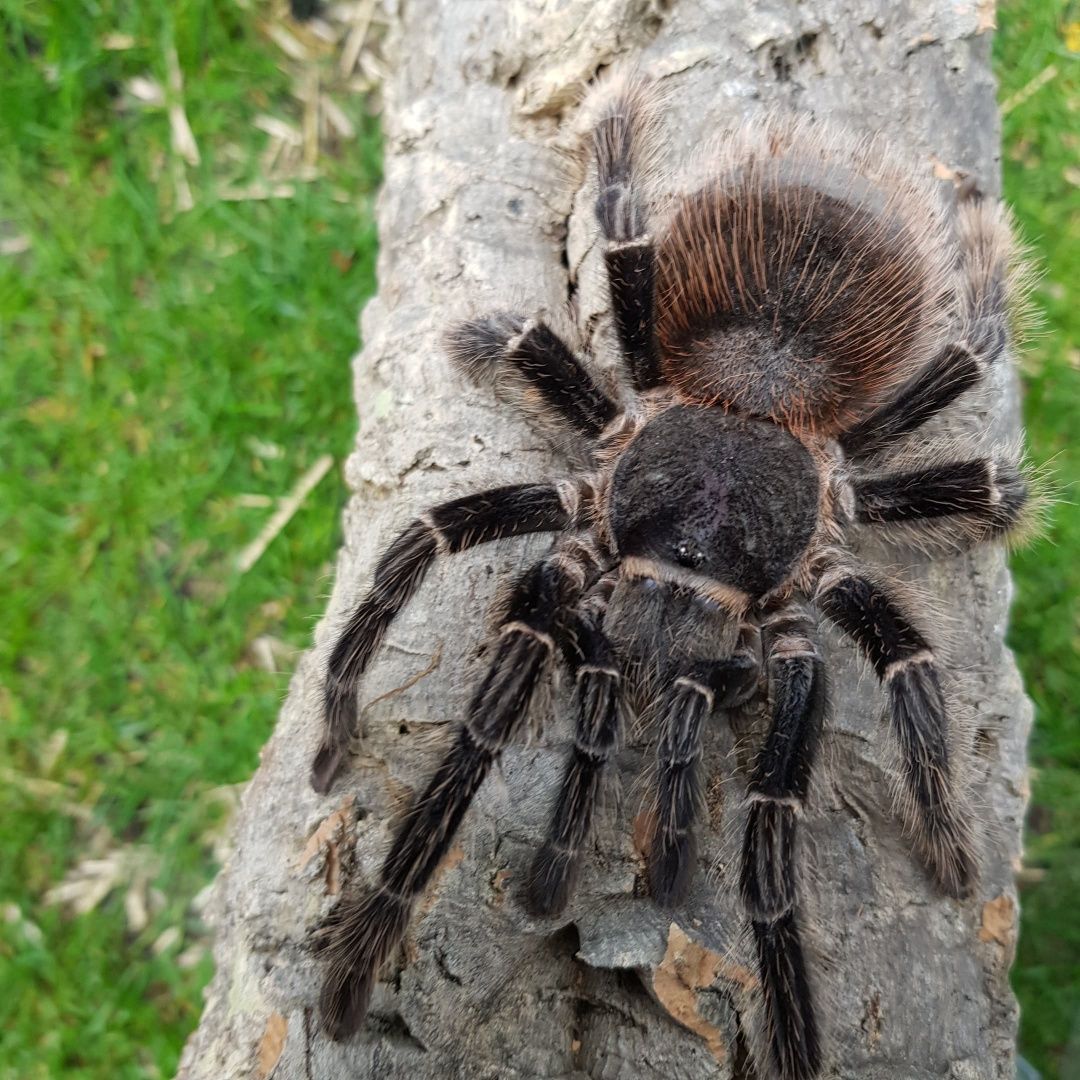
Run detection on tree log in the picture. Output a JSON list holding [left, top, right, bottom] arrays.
[[179, 2, 1030, 1077]]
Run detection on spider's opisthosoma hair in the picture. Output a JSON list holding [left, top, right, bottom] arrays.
[[837, 185, 1032, 461], [654, 114, 955, 436]]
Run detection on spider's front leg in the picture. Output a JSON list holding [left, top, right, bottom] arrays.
[[312, 482, 578, 792], [526, 577, 624, 917], [817, 565, 976, 896], [741, 607, 825, 1080], [317, 540, 597, 1039]]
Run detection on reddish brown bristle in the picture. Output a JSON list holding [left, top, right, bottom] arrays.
[[655, 119, 952, 436]]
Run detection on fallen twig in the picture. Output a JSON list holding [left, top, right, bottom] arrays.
[[235, 454, 334, 574]]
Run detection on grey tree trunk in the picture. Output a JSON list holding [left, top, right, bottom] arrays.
[[179, 2, 1030, 1078]]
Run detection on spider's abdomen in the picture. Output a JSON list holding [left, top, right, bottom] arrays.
[[655, 118, 951, 436], [609, 406, 819, 598]]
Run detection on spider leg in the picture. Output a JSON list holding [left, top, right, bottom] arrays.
[[318, 542, 596, 1039], [840, 193, 1018, 459], [446, 312, 618, 438], [588, 75, 663, 391], [526, 578, 623, 916], [648, 642, 759, 906], [854, 456, 1029, 550], [312, 482, 578, 793], [816, 566, 976, 897], [741, 608, 825, 1080]]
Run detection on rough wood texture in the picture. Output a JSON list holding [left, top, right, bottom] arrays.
[[179, 2, 1030, 1077]]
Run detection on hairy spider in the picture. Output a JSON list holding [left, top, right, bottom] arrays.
[[310, 75, 1031, 1080]]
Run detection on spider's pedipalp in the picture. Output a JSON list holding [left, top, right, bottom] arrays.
[[312, 483, 573, 793], [526, 593, 624, 917], [648, 649, 759, 906], [817, 569, 976, 897], [853, 455, 1030, 551], [445, 313, 618, 439], [318, 542, 596, 1037]]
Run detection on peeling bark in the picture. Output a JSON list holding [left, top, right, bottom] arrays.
[[179, 2, 1030, 1077]]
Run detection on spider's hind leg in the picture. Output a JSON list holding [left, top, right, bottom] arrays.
[[446, 312, 618, 439], [585, 73, 664, 391], [742, 608, 826, 1080], [840, 191, 1023, 459]]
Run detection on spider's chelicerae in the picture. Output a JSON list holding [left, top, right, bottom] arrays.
[[311, 76, 1032, 1080]]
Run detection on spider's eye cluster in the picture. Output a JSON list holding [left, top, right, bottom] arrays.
[[674, 540, 707, 570], [608, 406, 820, 596]]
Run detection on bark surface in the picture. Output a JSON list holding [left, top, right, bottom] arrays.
[[179, 2, 1030, 1077]]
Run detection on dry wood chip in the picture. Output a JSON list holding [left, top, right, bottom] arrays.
[[978, 894, 1015, 945], [651, 923, 729, 1062], [256, 1012, 288, 1079]]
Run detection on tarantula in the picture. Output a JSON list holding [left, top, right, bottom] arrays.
[[310, 76, 1030, 1080]]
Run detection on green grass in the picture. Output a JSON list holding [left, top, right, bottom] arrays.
[[997, 3, 1080, 1075], [0, 2, 1075, 1078], [0, 2, 379, 1076]]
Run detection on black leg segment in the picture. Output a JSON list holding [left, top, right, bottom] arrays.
[[312, 483, 573, 793], [526, 591, 623, 917], [741, 616, 825, 1080], [318, 544, 595, 1038], [840, 190, 1019, 459], [817, 569, 976, 897], [445, 313, 618, 438], [854, 456, 1028, 549], [839, 344, 982, 459], [589, 76, 663, 390], [647, 650, 758, 907]]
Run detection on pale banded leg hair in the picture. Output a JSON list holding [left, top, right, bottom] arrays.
[[525, 575, 624, 916], [852, 454, 1030, 552], [444, 312, 619, 440], [840, 184, 1023, 460], [585, 72, 665, 391], [647, 636, 760, 907], [312, 481, 583, 793], [317, 537, 602, 1037], [740, 606, 826, 1080], [816, 564, 976, 897]]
